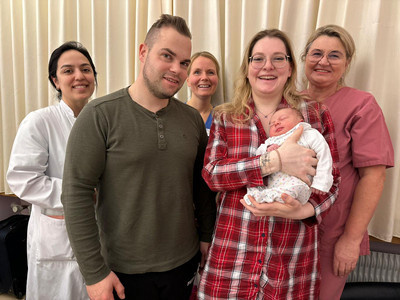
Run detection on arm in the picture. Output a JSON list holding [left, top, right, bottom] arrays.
[[263, 126, 318, 185], [243, 126, 320, 220], [86, 272, 125, 300], [240, 193, 315, 219], [332, 93, 394, 276], [333, 165, 386, 276], [62, 104, 111, 286], [303, 102, 340, 224], [246, 103, 340, 222], [193, 119, 216, 244], [202, 116, 267, 191], [202, 116, 316, 191], [305, 128, 333, 192], [7, 112, 63, 211]]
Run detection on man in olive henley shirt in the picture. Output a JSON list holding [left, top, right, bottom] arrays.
[[61, 14, 216, 300]]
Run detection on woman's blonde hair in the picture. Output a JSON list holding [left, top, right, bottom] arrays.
[[300, 24, 356, 86], [187, 51, 220, 78], [214, 29, 303, 124]]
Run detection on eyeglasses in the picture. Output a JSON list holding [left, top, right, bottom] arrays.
[[249, 54, 291, 69], [307, 50, 345, 65]]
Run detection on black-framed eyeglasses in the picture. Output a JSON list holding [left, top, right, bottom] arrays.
[[249, 54, 291, 69], [307, 50, 345, 65]]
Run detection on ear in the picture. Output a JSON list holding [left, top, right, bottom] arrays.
[[345, 58, 350, 69], [139, 43, 148, 63], [52, 77, 59, 89], [186, 77, 192, 87]]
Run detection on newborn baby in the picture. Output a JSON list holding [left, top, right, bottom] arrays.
[[244, 107, 333, 205]]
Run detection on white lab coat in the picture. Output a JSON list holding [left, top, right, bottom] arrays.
[[7, 101, 89, 300]]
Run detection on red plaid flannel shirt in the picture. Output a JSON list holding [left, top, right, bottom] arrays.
[[198, 99, 340, 300]]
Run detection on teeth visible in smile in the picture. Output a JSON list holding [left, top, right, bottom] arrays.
[[259, 76, 276, 80], [166, 77, 178, 83], [74, 85, 87, 88], [315, 69, 329, 73], [198, 84, 211, 88]]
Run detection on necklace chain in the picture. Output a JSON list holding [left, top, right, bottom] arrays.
[[256, 107, 276, 119]]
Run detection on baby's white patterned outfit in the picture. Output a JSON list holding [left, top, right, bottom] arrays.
[[244, 122, 333, 205]]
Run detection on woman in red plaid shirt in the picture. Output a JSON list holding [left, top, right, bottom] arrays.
[[197, 29, 340, 299]]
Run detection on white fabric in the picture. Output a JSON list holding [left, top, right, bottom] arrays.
[[0, 0, 398, 241], [244, 122, 333, 205], [7, 101, 89, 300]]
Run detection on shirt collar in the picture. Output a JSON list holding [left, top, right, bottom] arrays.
[[60, 100, 76, 119]]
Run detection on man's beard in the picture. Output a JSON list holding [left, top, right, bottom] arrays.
[[143, 64, 180, 99]]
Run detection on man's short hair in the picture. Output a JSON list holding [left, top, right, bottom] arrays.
[[144, 14, 192, 48]]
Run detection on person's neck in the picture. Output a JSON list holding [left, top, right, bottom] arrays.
[[187, 95, 213, 114], [62, 98, 88, 117], [307, 83, 342, 102], [128, 80, 169, 113], [252, 94, 282, 116]]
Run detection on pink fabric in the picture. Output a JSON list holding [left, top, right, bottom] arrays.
[[317, 87, 394, 299], [319, 250, 347, 300]]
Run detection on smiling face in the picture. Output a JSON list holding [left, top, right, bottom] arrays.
[[141, 26, 191, 100], [52, 50, 95, 106], [247, 37, 292, 101], [187, 56, 219, 100], [305, 35, 348, 89], [269, 108, 303, 137]]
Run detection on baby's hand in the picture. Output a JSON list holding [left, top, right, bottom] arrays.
[[266, 144, 279, 152], [311, 188, 326, 195]]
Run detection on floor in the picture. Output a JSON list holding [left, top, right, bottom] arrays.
[[0, 292, 24, 300]]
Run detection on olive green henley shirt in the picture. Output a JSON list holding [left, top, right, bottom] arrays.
[[62, 87, 216, 285]]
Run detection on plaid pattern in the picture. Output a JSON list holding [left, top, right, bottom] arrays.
[[198, 99, 340, 299]]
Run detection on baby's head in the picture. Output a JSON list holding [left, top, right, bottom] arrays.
[[269, 107, 304, 137]]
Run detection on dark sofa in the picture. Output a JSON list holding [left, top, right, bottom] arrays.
[[340, 240, 400, 300]]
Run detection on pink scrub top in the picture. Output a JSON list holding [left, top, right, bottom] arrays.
[[319, 87, 394, 255]]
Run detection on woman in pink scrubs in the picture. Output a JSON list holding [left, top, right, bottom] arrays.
[[301, 24, 394, 300]]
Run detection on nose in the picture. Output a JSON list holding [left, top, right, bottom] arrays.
[[263, 58, 275, 70], [75, 69, 85, 80], [169, 60, 181, 73], [200, 73, 209, 81], [318, 54, 330, 65]]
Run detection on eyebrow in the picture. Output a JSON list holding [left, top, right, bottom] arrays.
[[251, 51, 288, 56], [161, 48, 191, 64], [310, 48, 343, 54], [161, 48, 176, 57], [60, 63, 91, 69], [194, 67, 215, 72]]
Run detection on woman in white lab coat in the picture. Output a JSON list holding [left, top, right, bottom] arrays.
[[7, 41, 97, 300]]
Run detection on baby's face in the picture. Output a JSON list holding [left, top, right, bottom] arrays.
[[269, 108, 303, 137]]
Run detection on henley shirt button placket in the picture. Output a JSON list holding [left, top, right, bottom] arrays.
[[156, 115, 167, 150]]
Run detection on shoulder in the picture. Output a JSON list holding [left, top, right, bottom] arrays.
[[21, 103, 61, 125], [331, 88, 385, 122], [86, 87, 129, 109], [302, 100, 329, 114], [79, 88, 132, 121], [301, 100, 332, 124], [300, 101, 335, 136], [171, 98, 199, 114], [338, 86, 373, 98], [170, 98, 204, 123], [333, 87, 378, 107]]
